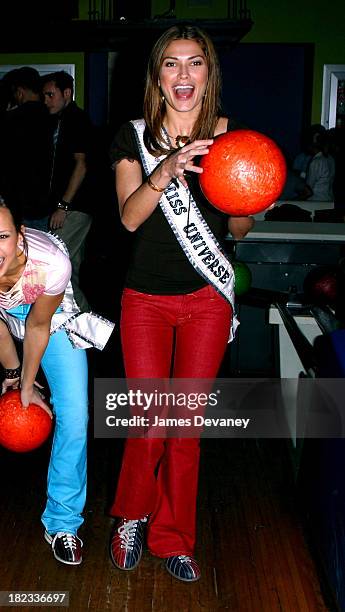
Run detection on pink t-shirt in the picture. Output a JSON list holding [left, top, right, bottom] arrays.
[[0, 228, 72, 310]]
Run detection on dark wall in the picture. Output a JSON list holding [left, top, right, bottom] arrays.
[[86, 52, 109, 127], [219, 43, 314, 161]]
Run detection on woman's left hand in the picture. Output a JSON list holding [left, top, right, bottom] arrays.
[[1, 376, 20, 395], [20, 384, 53, 419]]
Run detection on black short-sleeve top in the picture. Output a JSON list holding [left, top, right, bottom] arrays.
[[111, 119, 238, 294]]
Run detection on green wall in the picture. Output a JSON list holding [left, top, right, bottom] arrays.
[[78, 0, 90, 20], [152, 0, 345, 123], [0, 52, 85, 108], [244, 0, 345, 123]]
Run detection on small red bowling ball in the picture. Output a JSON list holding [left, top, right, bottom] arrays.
[[303, 266, 339, 306], [199, 129, 287, 216], [0, 390, 52, 453]]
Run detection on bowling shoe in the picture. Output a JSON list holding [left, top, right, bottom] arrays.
[[44, 531, 83, 565], [110, 516, 147, 570], [165, 555, 201, 582]]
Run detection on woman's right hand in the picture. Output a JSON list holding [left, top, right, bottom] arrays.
[[157, 139, 214, 189], [20, 384, 53, 419], [117, 138, 214, 232]]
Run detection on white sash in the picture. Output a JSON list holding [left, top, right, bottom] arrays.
[[131, 119, 238, 341]]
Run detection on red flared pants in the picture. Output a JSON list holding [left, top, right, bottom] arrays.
[[110, 285, 232, 557]]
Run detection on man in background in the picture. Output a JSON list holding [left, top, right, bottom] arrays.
[[41, 71, 95, 312]]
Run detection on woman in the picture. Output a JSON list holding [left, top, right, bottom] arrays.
[[109, 25, 254, 582], [0, 201, 114, 566]]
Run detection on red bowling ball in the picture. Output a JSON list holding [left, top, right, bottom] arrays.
[[0, 389, 52, 453], [199, 129, 287, 216], [303, 266, 339, 306]]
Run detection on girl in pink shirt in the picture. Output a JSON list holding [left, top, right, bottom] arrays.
[[0, 202, 113, 566]]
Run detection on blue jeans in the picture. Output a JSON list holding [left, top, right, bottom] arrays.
[[7, 305, 88, 535]]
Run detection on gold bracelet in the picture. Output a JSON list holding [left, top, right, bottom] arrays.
[[147, 176, 166, 193]]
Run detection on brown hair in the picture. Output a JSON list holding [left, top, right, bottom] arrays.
[[0, 200, 28, 258], [143, 24, 222, 156]]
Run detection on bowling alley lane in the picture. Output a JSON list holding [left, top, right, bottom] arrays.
[[0, 435, 330, 611]]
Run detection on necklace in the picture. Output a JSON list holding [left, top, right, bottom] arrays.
[[162, 126, 190, 148], [175, 135, 190, 148]]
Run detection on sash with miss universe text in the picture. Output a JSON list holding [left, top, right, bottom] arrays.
[[131, 119, 238, 341]]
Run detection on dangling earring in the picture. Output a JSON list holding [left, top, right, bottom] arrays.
[[158, 81, 165, 103]]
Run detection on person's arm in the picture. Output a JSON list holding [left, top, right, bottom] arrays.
[[117, 139, 214, 232], [62, 152, 87, 204], [20, 292, 64, 410], [228, 216, 255, 240], [0, 320, 21, 393], [50, 152, 87, 230]]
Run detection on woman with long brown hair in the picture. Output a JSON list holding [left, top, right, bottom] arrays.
[[109, 24, 254, 582]]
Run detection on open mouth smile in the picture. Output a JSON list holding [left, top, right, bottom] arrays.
[[173, 85, 195, 99]]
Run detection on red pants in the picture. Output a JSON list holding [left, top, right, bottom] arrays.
[[110, 285, 232, 557]]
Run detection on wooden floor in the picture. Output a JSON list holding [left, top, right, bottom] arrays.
[[0, 425, 331, 611]]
